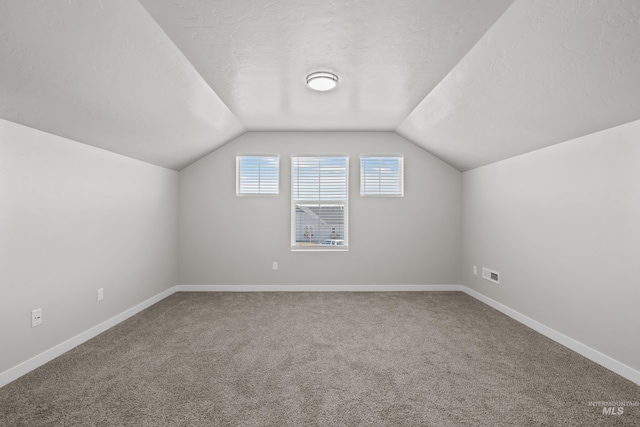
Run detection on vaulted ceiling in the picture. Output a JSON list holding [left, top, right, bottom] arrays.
[[1, 1, 639, 171]]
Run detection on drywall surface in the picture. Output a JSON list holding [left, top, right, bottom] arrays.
[[462, 120, 640, 372], [0, 119, 178, 374], [179, 132, 462, 286]]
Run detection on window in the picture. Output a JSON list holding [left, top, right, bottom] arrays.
[[236, 155, 279, 195], [292, 156, 348, 250], [360, 155, 403, 196]]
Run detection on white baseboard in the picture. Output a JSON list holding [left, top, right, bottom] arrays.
[[0, 286, 177, 389], [4, 284, 637, 389], [177, 284, 462, 292], [461, 286, 640, 386]]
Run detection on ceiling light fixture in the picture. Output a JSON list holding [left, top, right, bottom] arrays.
[[306, 71, 338, 91]]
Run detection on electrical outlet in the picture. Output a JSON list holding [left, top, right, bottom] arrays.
[[31, 308, 42, 328], [272, 262, 278, 271], [97, 288, 104, 301]]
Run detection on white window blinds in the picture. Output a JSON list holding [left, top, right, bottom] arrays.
[[236, 155, 279, 195], [291, 156, 348, 250], [360, 155, 404, 196]]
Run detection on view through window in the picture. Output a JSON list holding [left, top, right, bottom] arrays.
[[360, 155, 403, 196], [236, 155, 279, 195], [291, 156, 348, 250]]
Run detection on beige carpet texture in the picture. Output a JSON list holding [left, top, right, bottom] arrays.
[[1, 292, 638, 426]]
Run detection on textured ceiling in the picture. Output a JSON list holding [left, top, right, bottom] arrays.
[[0, 0, 244, 170], [139, 0, 513, 131], [1, 0, 639, 171], [397, 0, 640, 170]]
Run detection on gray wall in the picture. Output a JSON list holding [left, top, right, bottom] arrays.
[[0, 119, 179, 374], [462, 120, 640, 372], [179, 132, 462, 286], [7, 118, 636, 381]]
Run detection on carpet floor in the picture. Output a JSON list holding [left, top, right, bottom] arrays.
[[0, 292, 638, 426]]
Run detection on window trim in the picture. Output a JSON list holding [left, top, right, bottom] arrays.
[[236, 154, 280, 196], [360, 154, 404, 197], [291, 155, 349, 251]]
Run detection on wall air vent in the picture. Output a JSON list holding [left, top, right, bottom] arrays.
[[482, 267, 500, 284]]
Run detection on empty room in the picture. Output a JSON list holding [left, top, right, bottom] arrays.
[[1, 0, 639, 425]]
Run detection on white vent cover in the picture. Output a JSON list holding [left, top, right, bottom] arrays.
[[482, 267, 500, 284]]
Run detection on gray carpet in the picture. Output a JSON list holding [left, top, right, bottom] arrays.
[[0, 292, 638, 426]]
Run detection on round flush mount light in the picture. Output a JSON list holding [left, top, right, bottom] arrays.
[[306, 71, 339, 91]]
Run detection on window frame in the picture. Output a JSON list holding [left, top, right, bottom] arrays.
[[236, 154, 280, 196], [291, 155, 349, 251], [359, 154, 404, 197]]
